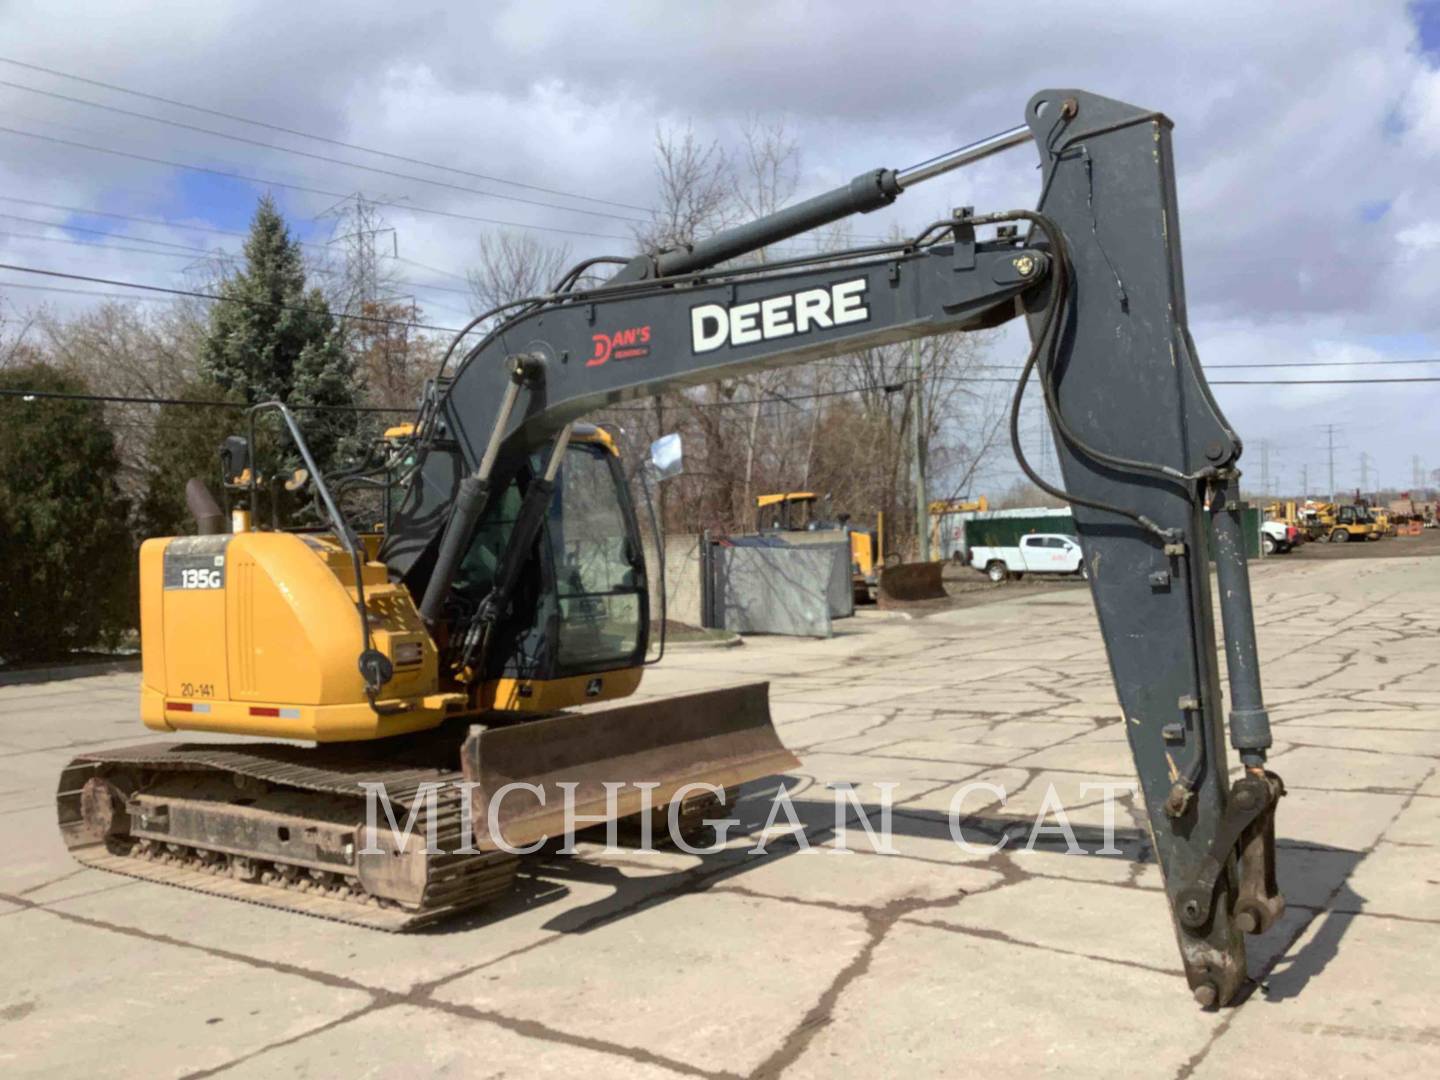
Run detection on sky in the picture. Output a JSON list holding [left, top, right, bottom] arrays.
[[2, 0, 1440, 498]]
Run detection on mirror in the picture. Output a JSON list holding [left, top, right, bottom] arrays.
[[649, 432, 684, 480]]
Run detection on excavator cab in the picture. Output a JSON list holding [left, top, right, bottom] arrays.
[[453, 426, 650, 710]]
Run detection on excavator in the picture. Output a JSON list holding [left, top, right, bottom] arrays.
[[57, 90, 1283, 1008]]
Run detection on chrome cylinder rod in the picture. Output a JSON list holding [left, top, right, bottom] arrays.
[[894, 125, 1033, 189]]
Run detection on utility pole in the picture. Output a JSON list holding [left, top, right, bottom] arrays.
[[1324, 424, 1339, 502], [1258, 439, 1271, 499], [1300, 464, 1308, 499], [1413, 455, 1423, 491], [1359, 452, 1372, 501], [912, 339, 929, 561]]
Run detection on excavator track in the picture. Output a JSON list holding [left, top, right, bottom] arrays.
[[56, 741, 519, 931]]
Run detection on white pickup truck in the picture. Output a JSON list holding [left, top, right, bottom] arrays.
[[970, 533, 1087, 583]]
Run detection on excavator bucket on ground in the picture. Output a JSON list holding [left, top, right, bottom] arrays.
[[876, 562, 948, 606]]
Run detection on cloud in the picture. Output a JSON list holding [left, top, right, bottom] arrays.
[[1, 0, 1437, 490]]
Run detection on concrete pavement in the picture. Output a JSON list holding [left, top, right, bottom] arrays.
[[2, 555, 1437, 1077]]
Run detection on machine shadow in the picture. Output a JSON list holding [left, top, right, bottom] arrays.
[[425, 774, 1372, 1009]]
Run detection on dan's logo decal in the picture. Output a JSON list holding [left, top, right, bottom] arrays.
[[589, 325, 652, 367]]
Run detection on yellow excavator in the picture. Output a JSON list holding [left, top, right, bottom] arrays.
[[58, 90, 1286, 1006]]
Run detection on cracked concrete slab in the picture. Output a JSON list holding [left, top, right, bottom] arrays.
[[44, 865, 658, 992], [1329, 841, 1440, 920], [218, 1003, 695, 1079], [715, 844, 1005, 908], [4, 553, 1438, 1076], [433, 891, 870, 1076], [1192, 912, 1440, 1078], [915, 875, 1184, 973], [783, 921, 1219, 1078], [0, 907, 372, 1078]]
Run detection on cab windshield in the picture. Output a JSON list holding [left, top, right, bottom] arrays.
[[547, 442, 644, 668]]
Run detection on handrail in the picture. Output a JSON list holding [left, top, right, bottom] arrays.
[[246, 401, 386, 697]]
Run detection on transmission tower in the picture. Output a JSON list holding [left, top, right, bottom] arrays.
[[321, 193, 399, 318]]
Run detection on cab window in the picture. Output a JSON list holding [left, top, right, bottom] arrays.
[[548, 442, 644, 668]]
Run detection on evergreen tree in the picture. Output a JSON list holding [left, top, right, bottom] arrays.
[[0, 364, 135, 662], [136, 379, 244, 540], [200, 195, 361, 477]]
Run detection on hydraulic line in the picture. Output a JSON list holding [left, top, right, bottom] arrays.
[[984, 209, 1176, 542]]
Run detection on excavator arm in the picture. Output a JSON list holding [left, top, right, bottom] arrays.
[[378, 89, 1280, 1005]]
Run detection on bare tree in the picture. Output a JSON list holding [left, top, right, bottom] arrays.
[[634, 123, 733, 254], [0, 299, 39, 370], [734, 117, 799, 242], [39, 301, 213, 501], [467, 231, 572, 315]]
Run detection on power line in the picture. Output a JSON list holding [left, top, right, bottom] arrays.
[[0, 228, 222, 262], [395, 255, 471, 284], [0, 193, 331, 251], [0, 261, 472, 335], [0, 206, 485, 303], [0, 78, 649, 224], [1205, 357, 1440, 369], [966, 356, 1440, 374], [0, 211, 229, 254], [0, 387, 410, 412], [0, 125, 633, 241], [1209, 377, 1440, 385], [0, 55, 652, 214]]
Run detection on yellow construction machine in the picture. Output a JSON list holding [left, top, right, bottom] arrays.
[[1302, 501, 1377, 543], [927, 496, 989, 558], [58, 89, 1287, 1006], [755, 492, 883, 602]]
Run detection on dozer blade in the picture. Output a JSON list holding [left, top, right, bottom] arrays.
[[463, 681, 799, 850], [877, 561, 947, 606]]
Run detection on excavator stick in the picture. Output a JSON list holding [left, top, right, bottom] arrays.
[[1018, 90, 1282, 1006], [461, 682, 799, 850]]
